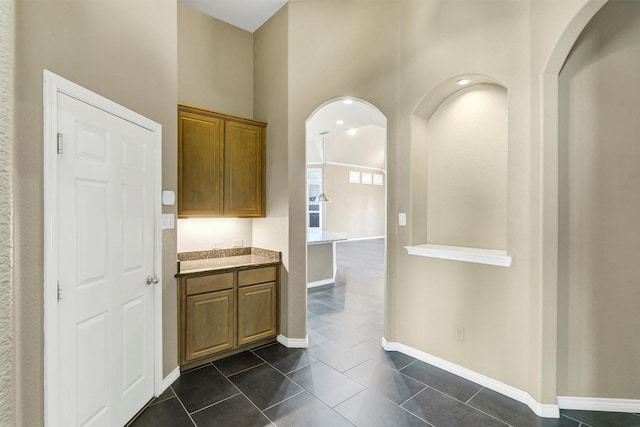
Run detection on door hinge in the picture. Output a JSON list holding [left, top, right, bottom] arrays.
[[57, 133, 63, 154], [57, 281, 63, 302]]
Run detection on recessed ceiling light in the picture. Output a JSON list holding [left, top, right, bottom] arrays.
[[348, 129, 357, 136], [456, 78, 471, 86], [343, 99, 353, 105], [336, 120, 344, 125]]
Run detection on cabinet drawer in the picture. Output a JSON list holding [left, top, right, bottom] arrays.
[[238, 266, 277, 287], [186, 272, 234, 295]]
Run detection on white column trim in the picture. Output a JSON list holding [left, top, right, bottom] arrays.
[[558, 396, 640, 413], [277, 334, 309, 348]]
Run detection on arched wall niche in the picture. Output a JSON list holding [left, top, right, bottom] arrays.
[[407, 74, 511, 267]]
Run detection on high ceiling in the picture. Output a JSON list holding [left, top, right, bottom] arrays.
[[178, 0, 288, 32]]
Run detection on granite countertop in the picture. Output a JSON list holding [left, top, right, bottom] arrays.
[[176, 247, 281, 277]]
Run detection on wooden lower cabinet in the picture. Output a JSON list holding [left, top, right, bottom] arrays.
[[179, 265, 279, 367], [185, 290, 234, 362], [237, 282, 277, 346]]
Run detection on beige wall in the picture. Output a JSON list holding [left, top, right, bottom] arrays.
[[558, 0, 640, 399], [177, 4, 256, 253], [397, 0, 536, 398], [253, 5, 293, 336], [14, 1, 177, 425], [177, 2, 253, 118], [10, 0, 635, 423], [323, 164, 385, 239], [255, 0, 630, 408], [0, 1, 15, 424]]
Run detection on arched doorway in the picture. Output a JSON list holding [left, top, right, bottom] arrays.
[[542, 0, 640, 411], [304, 97, 388, 354], [556, 0, 640, 406]]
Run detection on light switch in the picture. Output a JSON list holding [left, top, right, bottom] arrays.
[[398, 213, 407, 226], [162, 190, 176, 206], [162, 214, 175, 229]]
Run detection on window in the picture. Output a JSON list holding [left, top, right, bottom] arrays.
[[307, 168, 323, 229]]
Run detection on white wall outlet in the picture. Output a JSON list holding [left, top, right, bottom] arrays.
[[232, 239, 243, 247], [161, 213, 175, 229], [162, 190, 176, 206], [398, 212, 407, 226], [455, 326, 465, 342], [212, 241, 223, 249]]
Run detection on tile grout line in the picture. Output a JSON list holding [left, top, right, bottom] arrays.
[[286, 359, 365, 409], [169, 385, 198, 427], [188, 392, 242, 416], [261, 389, 307, 412], [397, 382, 428, 407], [209, 362, 278, 426], [561, 413, 595, 427], [465, 385, 484, 404], [388, 387, 437, 427], [394, 362, 515, 426], [219, 361, 266, 377], [401, 382, 512, 427]]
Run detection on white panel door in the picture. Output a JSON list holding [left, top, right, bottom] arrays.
[[56, 92, 156, 426]]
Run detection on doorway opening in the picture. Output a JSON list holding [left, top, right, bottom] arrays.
[[304, 97, 388, 356]]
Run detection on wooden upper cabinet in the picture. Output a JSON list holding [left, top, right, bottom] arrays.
[[178, 104, 266, 218], [224, 121, 265, 217], [178, 111, 224, 216]]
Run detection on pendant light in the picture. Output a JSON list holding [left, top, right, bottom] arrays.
[[314, 136, 331, 202]]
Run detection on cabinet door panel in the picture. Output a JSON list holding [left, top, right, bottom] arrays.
[[224, 121, 265, 217], [237, 282, 277, 346], [178, 112, 224, 216], [185, 290, 234, 362]]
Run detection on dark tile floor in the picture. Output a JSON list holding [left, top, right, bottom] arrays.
[[129, 239, 640, 427]]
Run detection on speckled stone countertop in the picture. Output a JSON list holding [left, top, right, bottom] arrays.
[[176, 247, 281, 277]]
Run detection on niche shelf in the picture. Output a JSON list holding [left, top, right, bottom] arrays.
[[405, 244, 512, 267]]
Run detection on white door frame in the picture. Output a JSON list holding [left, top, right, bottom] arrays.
[[43, 70, 163, 426]]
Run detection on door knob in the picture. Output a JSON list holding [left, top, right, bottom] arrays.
[[146, 275, 160, 285]]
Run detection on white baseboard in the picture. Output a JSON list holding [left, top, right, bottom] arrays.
[[160, 366, 180, 395], [278, 334, 309, 348], [381, 338, 560, 419], [558, 396, 640, 413], [307, 278, 334, 289]]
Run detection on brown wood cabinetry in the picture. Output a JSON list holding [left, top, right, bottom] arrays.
[[178, 265, 279, 368], [178, 104, 266, 218], [184, 290, 234, 361]]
